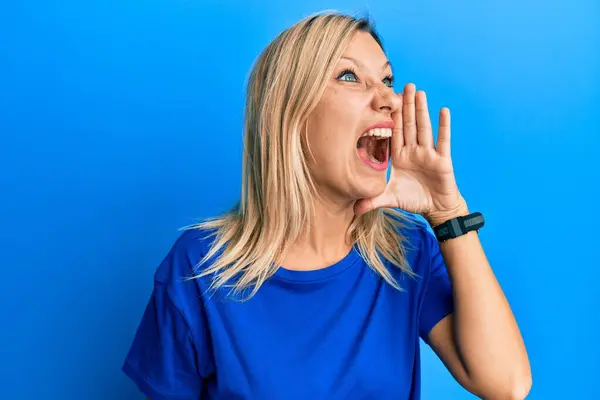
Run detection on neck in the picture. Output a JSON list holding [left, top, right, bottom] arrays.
[[282, 195, 357, 271]]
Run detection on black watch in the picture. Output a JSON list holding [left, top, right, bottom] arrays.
[[433, 212, 485, 242]]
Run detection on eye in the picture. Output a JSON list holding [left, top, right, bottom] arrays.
[[337, 69, 359, 83], [383, 75, 394, 88]]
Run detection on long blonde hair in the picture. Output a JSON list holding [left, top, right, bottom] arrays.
[[183, 10, 416, 298]]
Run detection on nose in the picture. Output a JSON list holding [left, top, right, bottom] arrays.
[[372, 85, 401, 113]]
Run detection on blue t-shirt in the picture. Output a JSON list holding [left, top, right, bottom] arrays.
[[122, 215, 454, 399]]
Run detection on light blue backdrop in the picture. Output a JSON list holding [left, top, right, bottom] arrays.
[[1, 0, 598, 399]]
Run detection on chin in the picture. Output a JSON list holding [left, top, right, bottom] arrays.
[[350, 139, 390, 200], [352, 174, 387, 200]]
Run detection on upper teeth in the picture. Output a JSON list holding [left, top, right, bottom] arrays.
[[361, 128, 392, 138]]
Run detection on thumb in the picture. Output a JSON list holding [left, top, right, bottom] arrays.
[[353, 192, 396, 217]]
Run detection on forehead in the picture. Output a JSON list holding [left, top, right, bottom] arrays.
[[340, 31, 388, 68]]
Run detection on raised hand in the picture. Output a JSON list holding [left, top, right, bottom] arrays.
[[354, 83, 469, 226]]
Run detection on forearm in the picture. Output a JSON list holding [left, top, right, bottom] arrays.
[[432, 208, 531, 399]]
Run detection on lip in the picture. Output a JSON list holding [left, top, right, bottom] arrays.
[[355, 120, 393, 172], [362, 120, 394, 134], [360, 154, 389, 171]]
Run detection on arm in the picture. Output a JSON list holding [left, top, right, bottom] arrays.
[[352, 84, 531, 398], [426, 206, 532, 400]]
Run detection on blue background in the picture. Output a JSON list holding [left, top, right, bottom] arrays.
[[1, 0, 598, 398]]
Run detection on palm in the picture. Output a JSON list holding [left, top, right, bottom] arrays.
[[355, 84, 466, 220], [386, 145, 458, 214]]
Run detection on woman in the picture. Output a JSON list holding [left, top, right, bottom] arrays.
[[122, 11, 531, 400]]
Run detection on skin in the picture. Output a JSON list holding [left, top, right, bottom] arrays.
[[148, 30, 532, 400], [284, 31, 533, 399], [283, 31, 401, 270], [304, 37, 399, 204]]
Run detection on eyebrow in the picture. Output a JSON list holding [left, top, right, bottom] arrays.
[[340, 56, 392, 71]]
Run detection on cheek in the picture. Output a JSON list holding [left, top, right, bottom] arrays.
[[315, 106, 357, 145], [308, 130, 352, 166], [305, 89, 364, 167], [325, 87, 359, 123]]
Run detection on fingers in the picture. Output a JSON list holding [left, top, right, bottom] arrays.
[[401, 83, 442, 150], [391, 93, 404, 156], [354, 191, 396, 216], [437, 107, 451, 156], [415, 90, 433, 148], [402, 84, 417, 145]]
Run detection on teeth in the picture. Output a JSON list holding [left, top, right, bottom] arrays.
[[361, 128, 392, 138], [369, 155, 383, 164]]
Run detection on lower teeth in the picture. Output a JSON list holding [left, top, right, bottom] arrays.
[[369, 155, 382, 164]]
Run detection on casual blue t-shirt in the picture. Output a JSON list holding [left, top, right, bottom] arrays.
[[122, 214, 454, 399]]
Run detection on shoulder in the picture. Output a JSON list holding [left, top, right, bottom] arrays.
[[392, 210, 436, 252], [146, 226, 223, 333], [389, 209, 439, 275], [152, 226, 218, 288], [123, 227, 217, 398]]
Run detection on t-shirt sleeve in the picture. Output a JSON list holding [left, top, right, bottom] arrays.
[[122, 283, 204, 400], [123, 231, 212, 400], [418, 227, 455, 343]]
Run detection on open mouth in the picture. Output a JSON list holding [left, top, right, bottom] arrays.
[[356, 128, 391, 169]]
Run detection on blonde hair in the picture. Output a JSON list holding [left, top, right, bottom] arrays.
[[182, 10, 416, 298]]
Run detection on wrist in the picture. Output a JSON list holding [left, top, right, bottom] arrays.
[[425, 201, 470, 227]]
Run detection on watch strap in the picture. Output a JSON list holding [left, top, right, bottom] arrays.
[[433, 212, 485, 242]]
